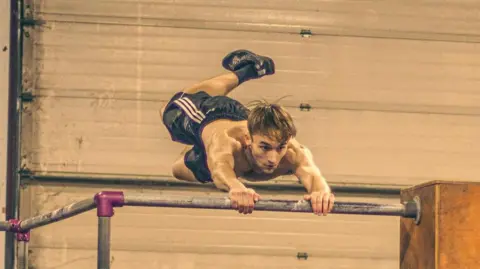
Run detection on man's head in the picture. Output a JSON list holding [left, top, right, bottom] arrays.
[[246, 100, 297, 174]]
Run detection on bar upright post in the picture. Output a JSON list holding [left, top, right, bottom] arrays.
[[17, 240, 28, 269], [97, 217, 111, 269], [94, 191, 124, 269], [8, 219, 30, 269]]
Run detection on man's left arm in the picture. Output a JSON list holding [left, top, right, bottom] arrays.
[[291, 143, 335, 216]]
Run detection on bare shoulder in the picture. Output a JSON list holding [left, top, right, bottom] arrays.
[[202, 121, 246, 149], [282, 139, 312, 169], [204, 130, 238, 152], [202, 128, 243, 165]]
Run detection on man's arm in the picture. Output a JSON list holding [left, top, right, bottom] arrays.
[[293, 145, 331, 193], [289, 139, 334, 215], [204, 133, 260, 214], [205, 134, 244, 191]]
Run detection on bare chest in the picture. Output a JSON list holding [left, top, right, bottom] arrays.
[[232, 154, 294, 182]]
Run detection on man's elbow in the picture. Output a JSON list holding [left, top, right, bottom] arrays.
[[212, 179, 229, 192]]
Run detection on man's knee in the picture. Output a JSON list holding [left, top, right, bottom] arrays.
[[159, 104, 167, 119], [172, 153, 197, 182], [171, 164, 183, 180]]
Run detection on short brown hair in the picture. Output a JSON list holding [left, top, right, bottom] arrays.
[[247, 100, 296, 143]]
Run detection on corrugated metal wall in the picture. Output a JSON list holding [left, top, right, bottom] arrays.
[[19, 0, 480, 268]]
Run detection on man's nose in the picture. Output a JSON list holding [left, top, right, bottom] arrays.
[[267, 153, 278, 164]]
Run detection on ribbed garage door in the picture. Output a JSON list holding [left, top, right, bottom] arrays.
[[20, 0, 480, 268]]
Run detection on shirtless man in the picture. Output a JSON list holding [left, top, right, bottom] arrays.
[[160, 50, 334, 216]]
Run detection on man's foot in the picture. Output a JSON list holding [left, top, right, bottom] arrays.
[[222, 49, 275, 79]]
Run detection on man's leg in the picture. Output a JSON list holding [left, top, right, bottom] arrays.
[[161, 50, 275, 115], [182, 72, 240, 96], [159, 72, 239, 118], [183, 49, 275, 97]]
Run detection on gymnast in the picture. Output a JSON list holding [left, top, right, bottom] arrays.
[[160, 50, 334, 215]]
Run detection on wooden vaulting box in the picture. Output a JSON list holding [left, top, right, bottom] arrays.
[[400, 181, 480, 269]]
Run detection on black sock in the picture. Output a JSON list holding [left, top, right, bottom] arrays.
[[234, 64, 257, 85]]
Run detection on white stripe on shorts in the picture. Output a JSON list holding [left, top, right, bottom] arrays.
[[181, 97, 206, 119], [178, 97, 206, 121], [173, 97, 205, 124]]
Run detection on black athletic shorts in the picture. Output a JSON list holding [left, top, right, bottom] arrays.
[[162, 91, 249, 183]]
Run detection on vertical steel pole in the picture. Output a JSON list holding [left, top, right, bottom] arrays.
[[5, 0, 21, 266], [16, 241, 27, 269], [97, 217, 111, 269]]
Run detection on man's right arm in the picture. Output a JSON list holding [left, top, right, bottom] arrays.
[[205, 133, 260, 214], [205, 133, 243, 191]]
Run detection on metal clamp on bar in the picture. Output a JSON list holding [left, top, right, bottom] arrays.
[[123, 194, 422, 222], [94, 191, 125, 217], [8, 219, 30, 242]]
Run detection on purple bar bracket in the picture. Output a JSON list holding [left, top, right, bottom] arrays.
[[8, 219, 30, 242], [94, 191, 125, 217]]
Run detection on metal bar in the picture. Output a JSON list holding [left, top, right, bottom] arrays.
[[19, 198, 96, 231], [20, 174, 404, 196], [0, 221, 12, 232], [124, 195, 419, 219], [97, 217, 111, 269], [5, 0, 22, 267], [16, 241, 28, 269]]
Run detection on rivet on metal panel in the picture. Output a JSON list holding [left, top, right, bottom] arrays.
[[21, 18, 44, 27], [19, 168, 32, 177], [21, 5, 45, 28], [297, 252, 308, 260], [20, 92, 35, 102], [300, 29, 312, 38], [299, 103, 312, 111]]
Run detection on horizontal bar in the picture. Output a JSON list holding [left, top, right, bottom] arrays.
[[124, 194, 419, 219], [0, 221, 12, 232], [21, 173, 403, 195], [19, 198, 97, 231]]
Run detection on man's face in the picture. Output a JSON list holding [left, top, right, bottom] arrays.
[[249, 134, 290, 174]]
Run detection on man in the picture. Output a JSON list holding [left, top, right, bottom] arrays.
[[160, 49, 335, 216]]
